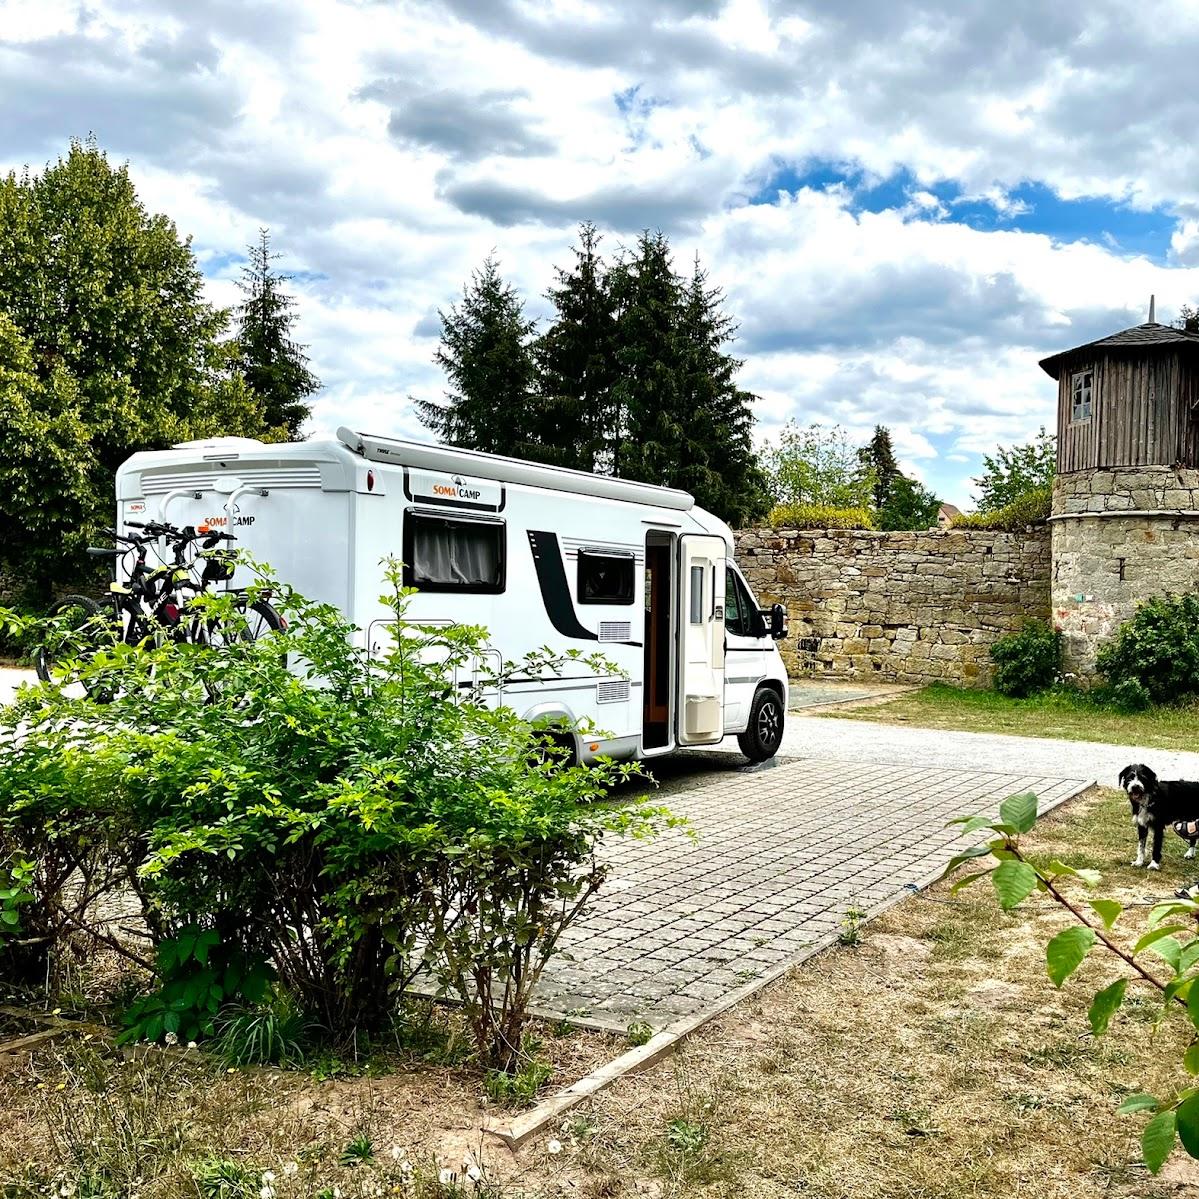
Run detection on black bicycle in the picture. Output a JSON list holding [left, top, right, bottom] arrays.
[[36, 521, 286, 695]]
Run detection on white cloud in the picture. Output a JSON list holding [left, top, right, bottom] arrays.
[[2, 0, 1199, 510]]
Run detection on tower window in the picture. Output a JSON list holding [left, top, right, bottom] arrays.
[[1070, 370, 1093, 423]]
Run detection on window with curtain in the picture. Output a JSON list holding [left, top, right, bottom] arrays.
[[403, 512, 505, 593], [577, 549, 635, 604]]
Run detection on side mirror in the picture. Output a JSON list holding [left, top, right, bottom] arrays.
[[769, 603, 787, 641]]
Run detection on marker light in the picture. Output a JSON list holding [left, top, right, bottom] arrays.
[[366, 469, 375, 492]]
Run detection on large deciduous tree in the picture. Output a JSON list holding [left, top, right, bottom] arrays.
[[974, 427, 1057, 512], [235, 228, 319, 440], [877, 473, 942, 531], [416, 256, 539, 458], [0, 139, 268, 598], [761, 423, 876, 510]]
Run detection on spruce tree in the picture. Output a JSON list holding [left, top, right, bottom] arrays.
[[608, 231, 686, 483], [857, 425, 900, 509], [673, 256, 770, 526], [235, 228, 319, 439], [417, 256, 538, 457], [532, 223, 617, 471]]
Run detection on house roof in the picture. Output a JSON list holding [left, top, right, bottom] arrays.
[[938, 503, 961, 518], [1039, 322, 1199, 379]]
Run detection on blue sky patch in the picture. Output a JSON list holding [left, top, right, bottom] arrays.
[[752, 161, 1178, 262]]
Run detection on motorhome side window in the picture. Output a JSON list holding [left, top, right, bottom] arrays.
[[403, 512, 505, 594], [577, 549, 635, 605], [724, 567, 759, 637]]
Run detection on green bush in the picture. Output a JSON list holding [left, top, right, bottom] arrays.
[[952, 485, 1052, 531], [0, 561, 671, 1070], [1096, 593, 1199, 705], [990, 620, 1061, 697], [767, 503, 875, 529]]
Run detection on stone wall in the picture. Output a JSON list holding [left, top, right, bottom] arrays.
[[735, 527, 1051, 686], [1052, 468, 1199, 675]]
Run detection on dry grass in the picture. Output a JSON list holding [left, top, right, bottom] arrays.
[[828, 683, 1199, 752], [4, 788, 1199, 1197]]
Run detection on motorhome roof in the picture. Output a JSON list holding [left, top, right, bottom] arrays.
[[336, 427, 695, 511]]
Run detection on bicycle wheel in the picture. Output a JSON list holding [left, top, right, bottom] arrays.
[[34, 595, 110, 689], [193, 597, 287, 662]]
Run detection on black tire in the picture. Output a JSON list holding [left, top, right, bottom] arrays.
[[737, 687, 785, 763], [35, 595, 105, 684]]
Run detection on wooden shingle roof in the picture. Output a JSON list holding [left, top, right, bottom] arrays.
[[1040, 322, 1199, 379]]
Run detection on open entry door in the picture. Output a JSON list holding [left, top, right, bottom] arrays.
[[676, 535, 726, 745]]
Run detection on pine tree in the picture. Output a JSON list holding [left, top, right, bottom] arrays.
[[877, 474, 941, 530], [417, 256, 538, 457], [235, 229, 319, 440], [857, 425, 900, 509], [531, 223, 617, 471]]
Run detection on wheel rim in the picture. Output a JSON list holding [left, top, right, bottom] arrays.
[[757, 699, 782, 747]]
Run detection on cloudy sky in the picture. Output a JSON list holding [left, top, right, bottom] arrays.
[[5, 0, 1199, 506]]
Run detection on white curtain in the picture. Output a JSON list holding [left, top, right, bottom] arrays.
[[413, 519, 501, 586]]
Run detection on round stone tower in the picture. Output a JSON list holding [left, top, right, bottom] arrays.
[[1040, 309, 1199, 676]]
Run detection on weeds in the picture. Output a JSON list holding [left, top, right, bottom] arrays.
[[625, 1020, 653, 1047], [215, 994, 310, 1067], [838, 904, 867, 947]]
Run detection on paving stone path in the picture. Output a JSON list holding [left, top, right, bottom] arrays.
[[535, 756, 1086, 1031]]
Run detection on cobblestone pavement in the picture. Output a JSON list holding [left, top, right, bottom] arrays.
[[535, 754, 1086, 1031]]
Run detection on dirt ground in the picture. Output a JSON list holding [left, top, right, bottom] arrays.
[[3, 785, 1199, 1197]]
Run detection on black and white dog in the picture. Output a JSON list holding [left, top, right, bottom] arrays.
[[1119, 764, 1199, 870]]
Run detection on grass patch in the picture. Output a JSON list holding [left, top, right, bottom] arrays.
[[831, 682, 1199, 752]]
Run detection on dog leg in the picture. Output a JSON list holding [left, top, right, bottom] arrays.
[[1133, 829, 1148, 867], [1150, 825, 1165, 870], [1188, 839, 1197, 861]]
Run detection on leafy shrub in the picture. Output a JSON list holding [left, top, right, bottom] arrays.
[[118, 926, 274, 1046], [951, 484, 1052, 531], [1098, 677, 1152, 714], [989, 619, 1061, 697], [0, 857, 34, 945], [767, 503, 875, 529], [0, 561, 671, 1070], [1096, 593, 1199, 705]]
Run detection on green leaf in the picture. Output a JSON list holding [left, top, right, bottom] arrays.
[[1143, 1109, 1177, 1174], [1181, 941, 1199, 975], [1088, 899, 1124, 930], [1184, 1044, 1199, 1076], [1135, 925, 1188, 954], [1189, 982, 1199, 1032], [1046, 926, 1096, 987], [941, 845, 992, 878], [1151, 937, 1184, 974], [999, 791, 1037, 834], [991, 859, 1038, 911], [950, 869, 992, 894], [1088, 978, 1127, 1037], [1118, 1093, 1159, 1114], [1178, 1094, 1199, 1159], [949, 815, 996, 835], [1074, 868, 1102, 887]]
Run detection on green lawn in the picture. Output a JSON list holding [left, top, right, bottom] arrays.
[[831, 682, 1199, 752]]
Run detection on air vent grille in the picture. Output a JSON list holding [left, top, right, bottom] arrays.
[[597, 621, 632, 642], [596, 680, 631, 704], [140, 467, 323, 495]]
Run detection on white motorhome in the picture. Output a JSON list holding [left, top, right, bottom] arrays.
[[115, 429, 790, 763]]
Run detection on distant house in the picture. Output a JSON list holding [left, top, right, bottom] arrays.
[[936, 503, 961, 529]]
